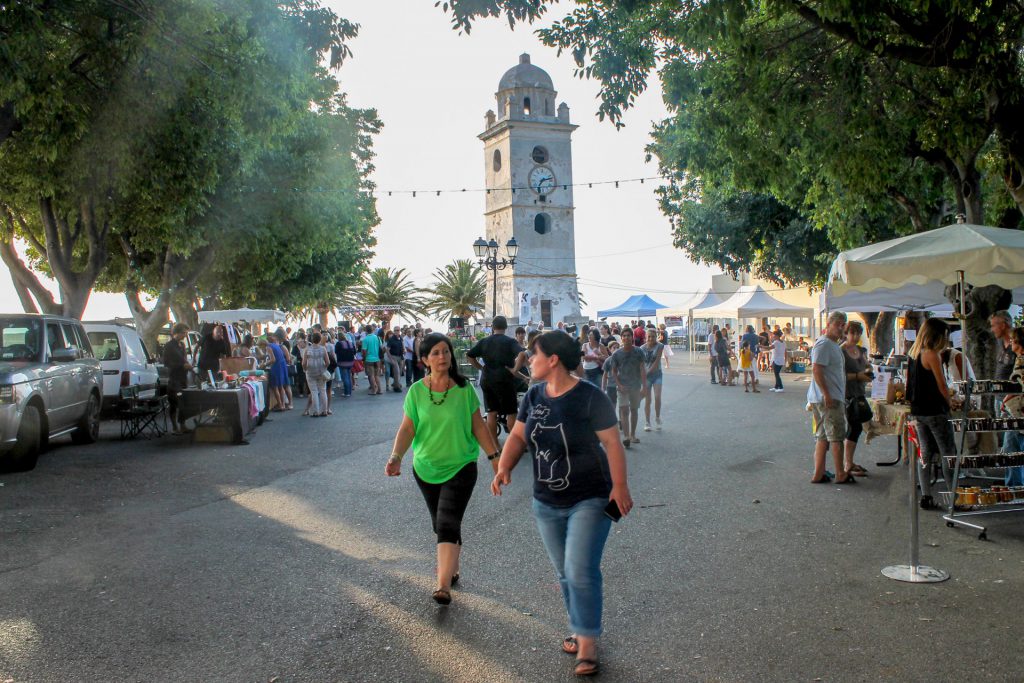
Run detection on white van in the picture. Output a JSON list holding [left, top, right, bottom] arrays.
[[83, 322, 160, 409]]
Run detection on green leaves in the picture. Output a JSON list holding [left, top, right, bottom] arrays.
[[426, 259, 487, 322], [1, 0, 378, 318], [440, 0, 1024, 288]]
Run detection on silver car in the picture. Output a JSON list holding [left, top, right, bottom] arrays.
[[0, 314, 103, 471]]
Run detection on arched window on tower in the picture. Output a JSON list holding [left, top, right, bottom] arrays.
[[545, 99, 551, 116], [523, 97, 531, 116], [493, 149, 502, 172], [534, 213, 551, 235]]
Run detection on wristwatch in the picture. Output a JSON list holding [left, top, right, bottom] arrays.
[[487, 452, 500, 461]]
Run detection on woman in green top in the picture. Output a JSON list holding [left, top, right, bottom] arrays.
[[386, 333, 500, 605]]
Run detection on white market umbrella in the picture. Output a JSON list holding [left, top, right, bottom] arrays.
[[197, 308, 287, 324], [828, 224, 1024, 297]]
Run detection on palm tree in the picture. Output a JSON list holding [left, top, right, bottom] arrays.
[[426, 259, 486, 323], [345, 267, 428, 325]]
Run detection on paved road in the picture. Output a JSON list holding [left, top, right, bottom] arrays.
[[3, 363, 1024, 682]]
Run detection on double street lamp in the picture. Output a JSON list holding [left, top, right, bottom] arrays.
[[473, 236, 518, 319]]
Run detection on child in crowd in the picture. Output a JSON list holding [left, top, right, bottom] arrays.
[[739, 341, 759, 393]]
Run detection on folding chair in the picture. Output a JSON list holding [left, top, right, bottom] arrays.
[[118, 384, 168, 440]]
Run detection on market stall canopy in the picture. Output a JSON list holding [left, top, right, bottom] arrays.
[[693, 285, 814, 319], [597, 294, 669, 318], [828, 224, 1024, 297], [657, 289, 725, 319], [197, 308, 287, 324], [821, 282, 956, 314]]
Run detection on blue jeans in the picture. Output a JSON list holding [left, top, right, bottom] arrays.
[[1003, 428, 1024, 485], [532, 497, 612, 637], [336, 366, 353, 396]]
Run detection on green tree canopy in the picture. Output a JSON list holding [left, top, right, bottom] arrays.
[[345, 267, 428, 326], [439, 0, 1024, 286], [1, 0, 378, 339], [426, 259, 486, 322]]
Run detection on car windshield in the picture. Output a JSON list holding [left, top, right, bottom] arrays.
[[0, 319, 43, 362], [87, 331, 122, 361]]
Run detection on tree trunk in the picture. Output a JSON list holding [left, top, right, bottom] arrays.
[[956, 159, 984, 225], [947, 283, 1012, 410], [863, 312, 896, 357], [171, 294, 200, 330], [126, 289, 171, 356], [1, 205, 61, 314], [37, 196, 109, 319], [993, 83, 1024, 218], [316, 303, 330, 329]]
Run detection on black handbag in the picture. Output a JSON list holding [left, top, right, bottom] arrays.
[[846, 395, 873, 424]]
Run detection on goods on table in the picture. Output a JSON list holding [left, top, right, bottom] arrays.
[[953, 379, 1023, 394], [953, 486, 1024, 509], [951, 417, 1024, 432]]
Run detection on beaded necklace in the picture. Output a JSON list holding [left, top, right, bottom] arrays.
[[426, 373, 451, 406]]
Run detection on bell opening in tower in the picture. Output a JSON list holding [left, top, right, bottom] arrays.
[[523, 97, 531, 116]]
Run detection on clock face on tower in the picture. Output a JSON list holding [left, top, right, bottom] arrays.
[[528, 166, 556, 195]]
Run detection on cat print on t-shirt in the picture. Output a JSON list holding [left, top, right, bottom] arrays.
[[518, 381, 618, 507], [531, 422, 571, 491]]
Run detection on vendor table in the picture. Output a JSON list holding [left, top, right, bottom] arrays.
[[179, 379, 267, 444], [865, 399, 912, 466]]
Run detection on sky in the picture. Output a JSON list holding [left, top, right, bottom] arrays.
[[0, 1, 717, 325]]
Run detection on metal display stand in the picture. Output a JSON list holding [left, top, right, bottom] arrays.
[[942, 379, 1024, 540]]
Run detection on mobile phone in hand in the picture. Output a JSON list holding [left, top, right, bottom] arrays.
[[604, 500, 623, 522]]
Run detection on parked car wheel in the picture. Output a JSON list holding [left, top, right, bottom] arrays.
[[71, 392, 101, 444], [3, 404, 41, 472]]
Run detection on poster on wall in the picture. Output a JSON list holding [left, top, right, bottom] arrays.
[[518, 291, 530, 322]]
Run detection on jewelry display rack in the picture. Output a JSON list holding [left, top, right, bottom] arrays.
[[941, 379, 1024, 540]]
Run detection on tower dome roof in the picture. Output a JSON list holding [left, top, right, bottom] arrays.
[[498, 54, 554, 91]]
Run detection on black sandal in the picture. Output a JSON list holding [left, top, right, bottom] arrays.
[[836, 475, 858, 485], [574, 658, 599, 676], [432, 589, 451, 605], [562, 636, 579, 655], [811, 475, 833, 484], [451, 573, 460, 586]]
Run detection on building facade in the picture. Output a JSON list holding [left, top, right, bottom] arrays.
[[479, 54, 583, 327]]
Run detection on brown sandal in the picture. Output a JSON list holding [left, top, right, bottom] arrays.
[[562, 636, 578, 655], [574, 658, 599, 676], [432, 589, 451, 605]]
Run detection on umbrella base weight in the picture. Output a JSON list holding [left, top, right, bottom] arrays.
[[881, 564, 949, 583]]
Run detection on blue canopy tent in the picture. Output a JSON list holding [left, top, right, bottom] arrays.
[[597, 294, 669, 319]]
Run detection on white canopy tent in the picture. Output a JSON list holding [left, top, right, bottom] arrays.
[[690, 285, 816, 361], [694, 284, 815, 319], [657, 289, 726, 362], [197, 308, 287, 324]]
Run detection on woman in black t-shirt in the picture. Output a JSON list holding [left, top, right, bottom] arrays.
[[907, 318, 956, 509], [492, 332, 632, 678]]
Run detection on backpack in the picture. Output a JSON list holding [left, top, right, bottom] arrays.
[[335, 339, 356, 364]]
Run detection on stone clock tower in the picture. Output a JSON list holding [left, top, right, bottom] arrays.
[[479, 54, 583, 327]]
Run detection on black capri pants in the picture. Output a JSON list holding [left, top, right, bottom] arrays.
[[845, 401, 864, 443], [413, 461, 478, 545]]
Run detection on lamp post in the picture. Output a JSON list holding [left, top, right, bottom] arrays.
[[473, 236, 518, 319]]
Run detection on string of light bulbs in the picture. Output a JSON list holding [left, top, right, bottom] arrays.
[[237, 175, 671, 197]]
